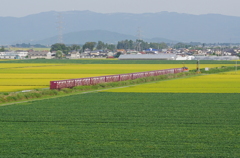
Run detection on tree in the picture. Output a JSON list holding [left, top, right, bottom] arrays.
[[149, 42, 168, 49], [173, 43, 191, 49], [158, 42, 168, 49], [55, 50, 63, 59], [106, 44, 116, 51], [50, 43, 70, 55], [69, 44, 81, 51], [96, 41, 105, 50], [116, 40, 167, 51], [0, 46, 5, 52], [117, 40, 136, 50], [83, 42, 96, 51], [136, 39, 148, 51]]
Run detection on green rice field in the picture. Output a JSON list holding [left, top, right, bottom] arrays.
[[0, 93, 240, 157]]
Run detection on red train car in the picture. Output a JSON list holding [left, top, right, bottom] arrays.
[[90, 76, 106, 85], [174, 68, 184, 73], [74, 78, 91, 86], [50, 68, 185, 89], [119, 73, 133, 81], [105, 75, 120, 82], [50, 79, 75, 89], [132, 72, 145, 79]]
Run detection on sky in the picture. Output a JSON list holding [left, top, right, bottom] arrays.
[[1, 0, 240, 17]]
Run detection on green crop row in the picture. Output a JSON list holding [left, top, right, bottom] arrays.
[[1, 93, 239, 157]]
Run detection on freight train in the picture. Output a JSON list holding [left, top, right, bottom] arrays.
[[50, 68, 184, 89]]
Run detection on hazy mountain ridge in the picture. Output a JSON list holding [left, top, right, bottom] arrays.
[[0, 10, 240, 44], [32, 30, 177, 45]]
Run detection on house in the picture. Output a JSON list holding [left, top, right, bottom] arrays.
[[214, 51, 222, 56], [107, 52, 114, 58], [90, 50, 100, 56], [68, 51, 80, 59], [116, 49, 126, 54], [87, 50, 108, 58], [144, 48, 159, 54], [28, 51, 52, 59]]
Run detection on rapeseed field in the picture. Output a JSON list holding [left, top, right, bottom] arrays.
[[105, 71, 240, 93]]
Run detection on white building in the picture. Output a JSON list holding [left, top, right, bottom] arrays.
[[119, 54, 177, 60], [0, 51, 28, 59], [176, 55, 195, 60]]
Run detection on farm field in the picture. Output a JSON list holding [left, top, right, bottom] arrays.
[[1, 60, 239, 157], [105, 71, 240, 93], [0, 93, 239, 157], [0, 63, 235, 92]]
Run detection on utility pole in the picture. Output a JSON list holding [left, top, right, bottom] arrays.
[[197, 60, 201, 73], [236, 60, 238, 74]]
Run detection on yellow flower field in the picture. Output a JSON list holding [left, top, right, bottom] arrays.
[[104, 71, 240, 93], [0, 63, 236, 92]]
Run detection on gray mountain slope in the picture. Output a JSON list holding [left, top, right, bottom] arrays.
[[1, 10, 240, 44]]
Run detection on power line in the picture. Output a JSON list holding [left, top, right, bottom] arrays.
[[56, 12, 64, 43]]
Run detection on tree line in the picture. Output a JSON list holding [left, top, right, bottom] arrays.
[[117, 40, 168, 50], [50, 40, 170, 55], [50, 41, 116, 55], [52, 40, 233, 55], [12, 43, 47, 48]]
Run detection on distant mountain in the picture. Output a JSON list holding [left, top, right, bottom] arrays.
[[1, 10, 240, 45], [32, 30, 177, 45]]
